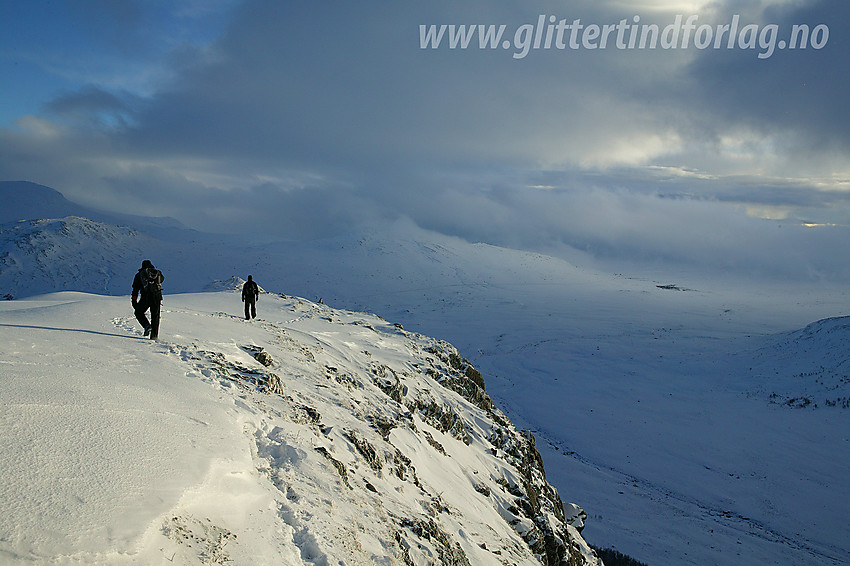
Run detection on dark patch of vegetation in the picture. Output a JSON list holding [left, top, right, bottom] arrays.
[[655, 284, 694, 291], [769, 393, 817, 409], [786, 396, 812, 408], [590, 545, 649, 566]]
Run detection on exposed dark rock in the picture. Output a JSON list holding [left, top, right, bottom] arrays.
[[343, 429, 382, 472], [397, 517, 471, 566], [173, 307, 599, 565], [408, 397, 470, 445], [315, 447, 350, 489], [422, 430, 448, 456], [372, 363, 404, 403]]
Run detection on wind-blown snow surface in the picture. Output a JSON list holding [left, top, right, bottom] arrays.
[[0, 291, 599, 565]]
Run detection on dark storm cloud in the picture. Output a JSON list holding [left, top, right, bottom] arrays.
[[44, 86, 143, 129], [121, 0, 708, 170], [685, 0, 850, 151]]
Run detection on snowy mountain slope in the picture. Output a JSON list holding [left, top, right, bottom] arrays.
[[0, 181, 188, 233], [0, 181, 90, 223], [0, 290, 601, 565], [744, 316, 850, 408], [0, 217, 161, 299], [0, 209, 603, 310], [0, 215, 270, 300], [0, 182, 601, 310]]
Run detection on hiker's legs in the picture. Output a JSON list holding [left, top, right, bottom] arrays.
[[250, 301, 256, 319], [149, 301, 161, 339], [134, 302, 150, 330], [245, 300, 251, 320]]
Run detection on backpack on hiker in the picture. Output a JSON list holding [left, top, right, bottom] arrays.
[[142, 266, 163, 302], [242, 277, 259, 302]]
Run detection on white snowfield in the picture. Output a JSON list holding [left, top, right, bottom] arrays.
[[0, 291, 600, 565]]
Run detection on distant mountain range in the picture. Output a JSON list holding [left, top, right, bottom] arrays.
[[0, 180, 594, 312]]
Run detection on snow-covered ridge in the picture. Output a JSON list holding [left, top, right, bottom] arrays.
[[204, 276, 267, 293], [0, 290, 601, 565]]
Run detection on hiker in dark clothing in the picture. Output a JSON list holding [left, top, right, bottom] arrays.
[[242, 275, 259, 320], [132, 259, 165, 339]]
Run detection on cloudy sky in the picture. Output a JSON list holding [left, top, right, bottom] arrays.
[[1, 0, 848, 279]]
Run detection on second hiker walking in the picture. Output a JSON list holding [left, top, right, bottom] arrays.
[[242, 275, 259, 320]]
